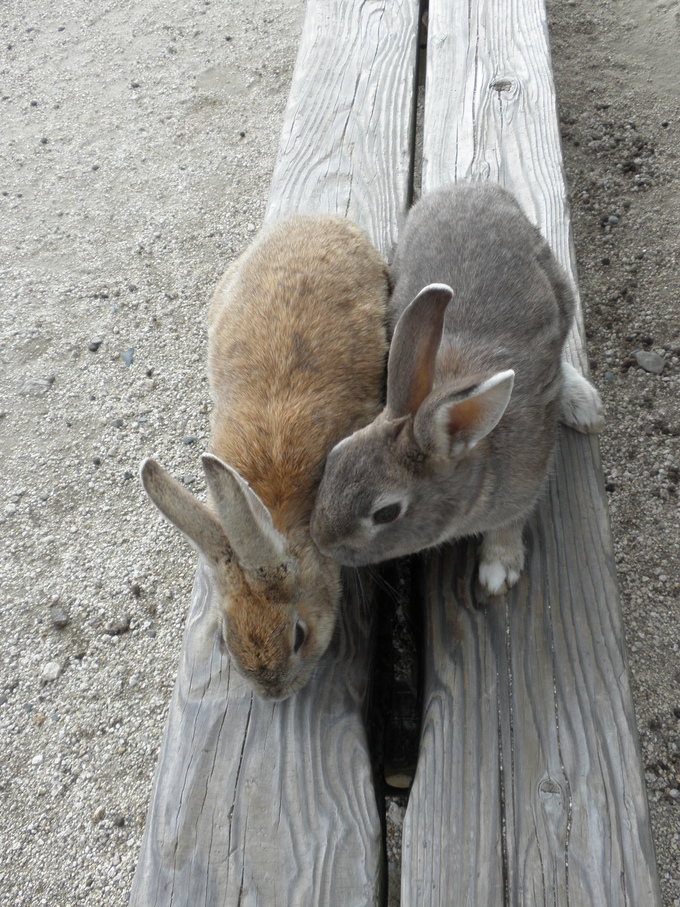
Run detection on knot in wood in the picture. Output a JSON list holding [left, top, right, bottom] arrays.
[[538, 778, 563, 803], [490, 78, 514, 93]]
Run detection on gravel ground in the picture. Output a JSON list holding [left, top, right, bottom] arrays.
[[1, 0, 678, 904]]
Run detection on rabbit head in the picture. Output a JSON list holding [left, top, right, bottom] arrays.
[[142, 454, 340, 700], [311, 284, 515, 566]]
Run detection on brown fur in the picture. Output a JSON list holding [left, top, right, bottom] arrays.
[[208, 216, 389, 542], [142, 214, 388, 698]]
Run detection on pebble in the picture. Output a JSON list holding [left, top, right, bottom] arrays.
[[31, 754, 44, 766], [111, 418, 123, 428], [92, 805, 106, 824], [104, 614, 131, 636], [88, 337, 103, 352], [633, 350, 665, 374], [387, 800, 406, 825], [183, 434, 198, 445], [41, 661, 62, 683], [50, 604, 70, 629], [121, 347, 134, 366], [20, 376, 55, 396], [608, 215, 620, 225]]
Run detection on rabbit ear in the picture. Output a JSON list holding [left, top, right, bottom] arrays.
[[140, 458, 233, 565], [201, 453, 289, 572], [418, 370, 515, 457], [386, 283, 454, 418]]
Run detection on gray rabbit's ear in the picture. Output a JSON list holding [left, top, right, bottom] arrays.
[[386, 283, 454, 418], [417, 370, 515, 457], [201, 453, 290, 573], [140, 458, 233, 566]]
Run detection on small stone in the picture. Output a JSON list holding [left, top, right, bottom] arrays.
[[131, 80, 140, 89], [607, 215, 620, 225], [123, 470, 134, 481], [130, 583, 141, 597], [92, 805, 106, 824], [50, 604, 69, 629], [183, 434, 198, 445], [19, 376, 55, 396], [633, 350, 665, 374], [670, 789, 680, 800], [41, 661, 62, 682], [111, 418, 124, 428], [113, 814, 126, 827], [32, 754, 44, 766], [146, 627, 157, 638], [88, 337, 103, 352], [121, 347, 134, 366], [387, 800, 406, 826], [104, 614, 131, 636], [93, 456, 101, 467]]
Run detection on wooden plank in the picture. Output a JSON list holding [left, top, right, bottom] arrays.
[[267, 0, 419, 248], [401, 0, 663, 903], [130, 1, 420, 905]]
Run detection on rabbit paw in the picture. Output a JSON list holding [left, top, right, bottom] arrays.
[[478, 526, 525, 596], [561, 362, 605, 434]]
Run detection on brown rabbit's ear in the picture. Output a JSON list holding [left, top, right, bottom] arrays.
[[201, 453, 290, 574], [386, 283, 454, 418], [416, 370, 515, 457], [140, 458, 232, 566]]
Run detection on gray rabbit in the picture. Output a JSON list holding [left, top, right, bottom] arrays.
[[311, 183, 604, 595]]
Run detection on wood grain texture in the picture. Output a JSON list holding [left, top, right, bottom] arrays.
[[266, 0, 420, 253], [130, 1, 420, 904], [401, 0, 662, 903]]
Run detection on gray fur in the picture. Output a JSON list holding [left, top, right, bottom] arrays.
[[311, 183, 604, 594]]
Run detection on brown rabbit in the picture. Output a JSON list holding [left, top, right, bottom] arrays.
[[311, 183, 604, 595], [141, 215, 388, 698]]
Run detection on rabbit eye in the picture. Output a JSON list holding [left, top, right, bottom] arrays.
[[293, 619, 307, 655], [372, 502, 401, 525]]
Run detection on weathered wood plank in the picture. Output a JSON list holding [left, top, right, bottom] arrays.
[[130, 1, 420, 904], [267, 0, 419, 249], [402, 0, 662, 903]]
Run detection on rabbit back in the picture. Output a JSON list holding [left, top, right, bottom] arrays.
[[208, 215, 389, 541], [390, 184, 574, 503]]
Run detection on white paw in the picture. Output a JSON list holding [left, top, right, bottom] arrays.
[[478, 559, 522, 596], [561, 362, 605, 434]]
